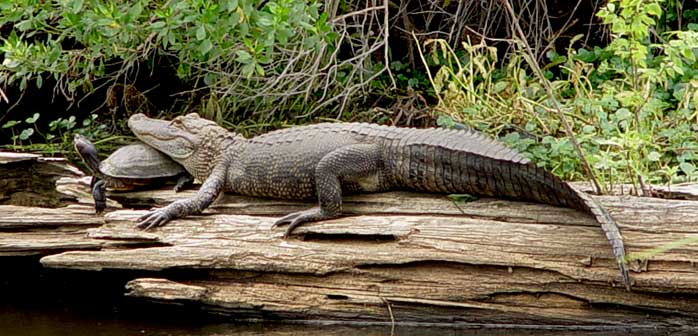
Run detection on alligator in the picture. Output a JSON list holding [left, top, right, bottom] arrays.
[[129, 113, 630, 288]]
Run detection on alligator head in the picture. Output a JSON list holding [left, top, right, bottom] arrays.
[[128, 113, 237, 178]]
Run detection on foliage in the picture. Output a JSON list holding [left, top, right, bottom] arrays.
[[427, 0, 698, 187], [0, 0, 331, 93], [2, 112, 109, 151], [0, 0, 362, 143]]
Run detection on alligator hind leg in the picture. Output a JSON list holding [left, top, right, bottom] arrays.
[[273, 144, 384, 238]]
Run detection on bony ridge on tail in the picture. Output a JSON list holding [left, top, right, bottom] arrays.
[[128, 113, 631, 289]]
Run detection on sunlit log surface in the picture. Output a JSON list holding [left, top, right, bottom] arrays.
[[2, 152, 698, 329]]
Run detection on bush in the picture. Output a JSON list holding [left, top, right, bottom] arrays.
[[0, 0, 346, 127], [428, 0, 698, 187]]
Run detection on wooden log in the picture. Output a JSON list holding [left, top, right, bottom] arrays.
[[40, 187, 698, 327], [0, 153, 83, 207], [4, 152, 698, 327], [0, 204, 154, 256], [0, 153, 140, 256]]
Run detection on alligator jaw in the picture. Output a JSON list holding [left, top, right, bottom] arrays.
[[128, 113, 197, 161]]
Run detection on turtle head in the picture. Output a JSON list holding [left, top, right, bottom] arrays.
[[73, 134, 102, 175]]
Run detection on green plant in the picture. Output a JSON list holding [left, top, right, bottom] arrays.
[[2, 113, 109, 153], [423, 0, 698, 187], [0, 0, 399, 136]]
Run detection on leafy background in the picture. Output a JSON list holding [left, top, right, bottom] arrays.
[[0, 0, 697, 190]]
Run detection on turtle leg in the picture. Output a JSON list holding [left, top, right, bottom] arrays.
[[173, 175, 194, 192], [90, 176, 107, 214]]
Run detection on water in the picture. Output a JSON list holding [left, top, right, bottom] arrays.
[[0, 257, 685, 336]]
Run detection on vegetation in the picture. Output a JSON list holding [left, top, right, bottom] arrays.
[[428, 0, 698, 190], [0, 0, 697, 190]]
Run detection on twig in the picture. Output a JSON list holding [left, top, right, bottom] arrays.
[[383, 0, 396, 89], [500, 0, 603, 194], [379, 296, 396, 336], [412, 31, 443, 107], [331, 6, 383, 23], [0, 87, 8, 104]]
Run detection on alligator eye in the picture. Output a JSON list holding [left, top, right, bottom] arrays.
[[169, 117, 183, 127]]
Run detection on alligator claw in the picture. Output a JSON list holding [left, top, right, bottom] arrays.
[[272, 212, 307, 239], [136, 209, 172, 230], [272, 208, 329, 239], [618, 257, 631, 291]]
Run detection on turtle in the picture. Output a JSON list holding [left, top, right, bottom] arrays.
[[73, 134, 193, 213]]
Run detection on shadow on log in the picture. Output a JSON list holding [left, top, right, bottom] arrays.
[[0, 153, 82, 207]]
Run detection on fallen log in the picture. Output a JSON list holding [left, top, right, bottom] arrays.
[[3, 151, 698, 328], [0, 153, 135, 257], [0, 153, 82, 207], [42, 185, 698, 328]]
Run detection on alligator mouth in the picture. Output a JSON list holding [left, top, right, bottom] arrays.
[[128, 114, 178, 141], [128, 113, 195, 160]]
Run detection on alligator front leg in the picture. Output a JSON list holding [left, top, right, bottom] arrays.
[[137, 164, 226, 230], [273, 144, 383, 238]]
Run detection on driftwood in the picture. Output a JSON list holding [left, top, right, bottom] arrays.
[[2, 152, 698, 329], [44, 180, 698, 328], [0, 153, 83, 207]]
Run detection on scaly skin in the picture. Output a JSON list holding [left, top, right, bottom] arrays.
[[129, 113, 630, 289], [73, 134, 192, 213]]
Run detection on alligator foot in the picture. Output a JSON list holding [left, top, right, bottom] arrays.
[[136, 208, 173, 230], [272, 207, 335, 239]]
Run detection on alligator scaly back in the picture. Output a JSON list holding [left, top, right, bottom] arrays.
[[127, 115, 629, 288], [381, 127, 629, 287]]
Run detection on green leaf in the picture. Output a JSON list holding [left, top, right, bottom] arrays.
[[257, 14, 274, 27], [615, 108, 631, 120], [127, 2, 143, 19], [25, 113, 40, 124], [241, 63, 255, 79], [680, 162, 696, 175], [436, 115, 455, 128], [198, 39, 213, 55], [2, 120, 21, 128], [647, 151, 661, 162], [582, 125, 596, 133], [19, 128, 34, 140], [235, 50, 252, 63], [606, 3, 615, 13], [448, 193, 478, 203], [222, 0, 238, 11], [645, 3, 662, 17], [493, 81, 508, 94], [196, 26, 206, 40], [70, 0, 84, 14]]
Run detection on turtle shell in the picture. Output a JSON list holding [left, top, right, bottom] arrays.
[[100, 143, 185, 179]]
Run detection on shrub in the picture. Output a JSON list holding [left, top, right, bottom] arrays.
[[428, 0, 698, 187]]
